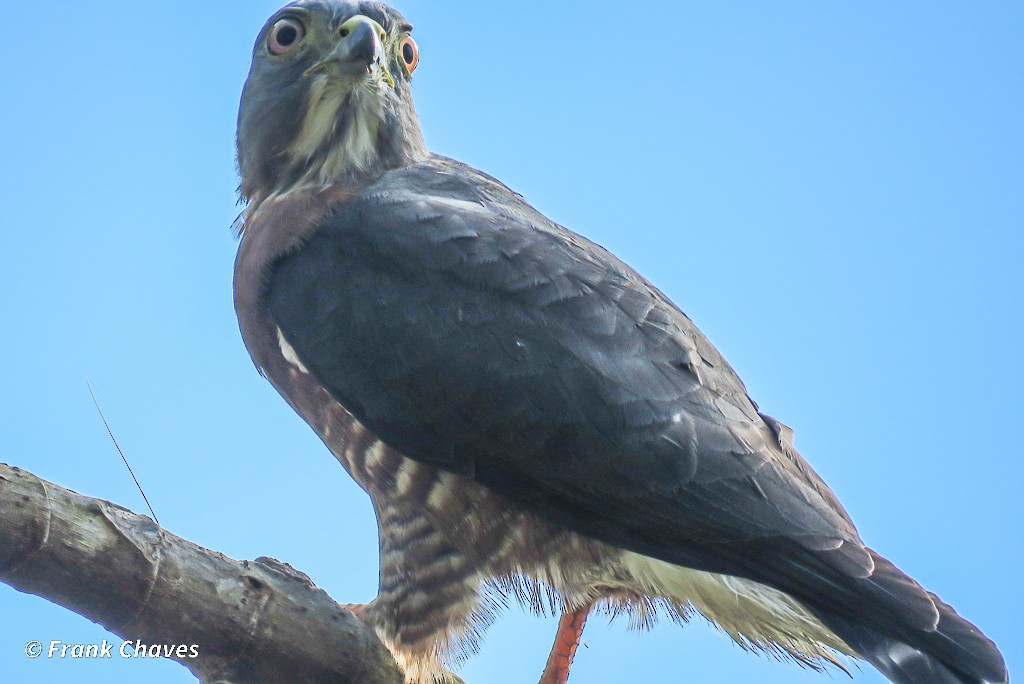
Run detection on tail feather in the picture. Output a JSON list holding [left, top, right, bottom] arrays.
[[814, 551, 1008, 684], [827, 616, 971, 684]]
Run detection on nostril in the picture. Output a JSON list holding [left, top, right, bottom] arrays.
[[339, 28, 349, 38], [347, 21, 378, 63]]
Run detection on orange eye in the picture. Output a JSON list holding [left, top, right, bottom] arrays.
[[399, 35, 419, 73], [268, 18, 305, 56]]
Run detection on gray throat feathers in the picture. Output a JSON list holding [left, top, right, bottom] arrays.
[[274, 75, 426, 202]]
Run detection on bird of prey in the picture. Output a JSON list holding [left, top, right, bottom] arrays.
[[233, 2, 1008, 683]]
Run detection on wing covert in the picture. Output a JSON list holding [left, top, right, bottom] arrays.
[[266, 155, 865, 581]]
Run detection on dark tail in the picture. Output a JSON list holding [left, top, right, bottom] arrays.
[[815, 551, 1008, 684]]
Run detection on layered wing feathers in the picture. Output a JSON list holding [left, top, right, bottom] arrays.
[[269, 156, 856, 557], [265, 156, 1005, 681]]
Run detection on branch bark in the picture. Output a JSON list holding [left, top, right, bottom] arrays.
[[0, 463, 405, 684]]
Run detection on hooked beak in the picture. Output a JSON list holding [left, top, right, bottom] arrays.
[[304, 15, 395, 87]]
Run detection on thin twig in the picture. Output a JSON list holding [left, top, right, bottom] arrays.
[[86, 379, 160, 526]]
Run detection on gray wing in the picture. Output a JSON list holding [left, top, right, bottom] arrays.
[[265, 155, 1007, 683], [267, 155, 934, 629]]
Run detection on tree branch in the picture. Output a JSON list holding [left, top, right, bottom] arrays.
[[0, 463, 404, 684]]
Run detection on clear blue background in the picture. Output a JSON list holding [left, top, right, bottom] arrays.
[[1, 1, 1020, 682]]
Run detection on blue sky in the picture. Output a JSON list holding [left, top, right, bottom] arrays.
[[1, 1, 1021, 682]]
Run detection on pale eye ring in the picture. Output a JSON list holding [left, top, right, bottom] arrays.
[[268, 18, 305, 55]]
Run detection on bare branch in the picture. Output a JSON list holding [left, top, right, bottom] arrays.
[[0, 463, 404, 684]]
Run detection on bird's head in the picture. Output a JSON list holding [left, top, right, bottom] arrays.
[[237, 1, 426, 203]]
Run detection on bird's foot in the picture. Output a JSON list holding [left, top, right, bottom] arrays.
[[538, 606, 591, 684], [340, 602, 367, 619]]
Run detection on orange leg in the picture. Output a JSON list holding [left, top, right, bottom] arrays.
[[538, 606, 591, 684]]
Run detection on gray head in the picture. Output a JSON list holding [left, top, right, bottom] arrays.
[[237, 1, 426, 202]]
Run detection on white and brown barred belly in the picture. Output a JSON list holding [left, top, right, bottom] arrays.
[[234, 191, 852, 681]]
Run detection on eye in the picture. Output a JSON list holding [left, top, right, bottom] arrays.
[[399, 35, 419, 73], [268, 18, 305, 55]]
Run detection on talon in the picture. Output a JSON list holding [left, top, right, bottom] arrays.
[[341, 602, 367, 618]]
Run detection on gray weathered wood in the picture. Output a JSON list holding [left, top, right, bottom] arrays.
[[0, 463, 405, 684]]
